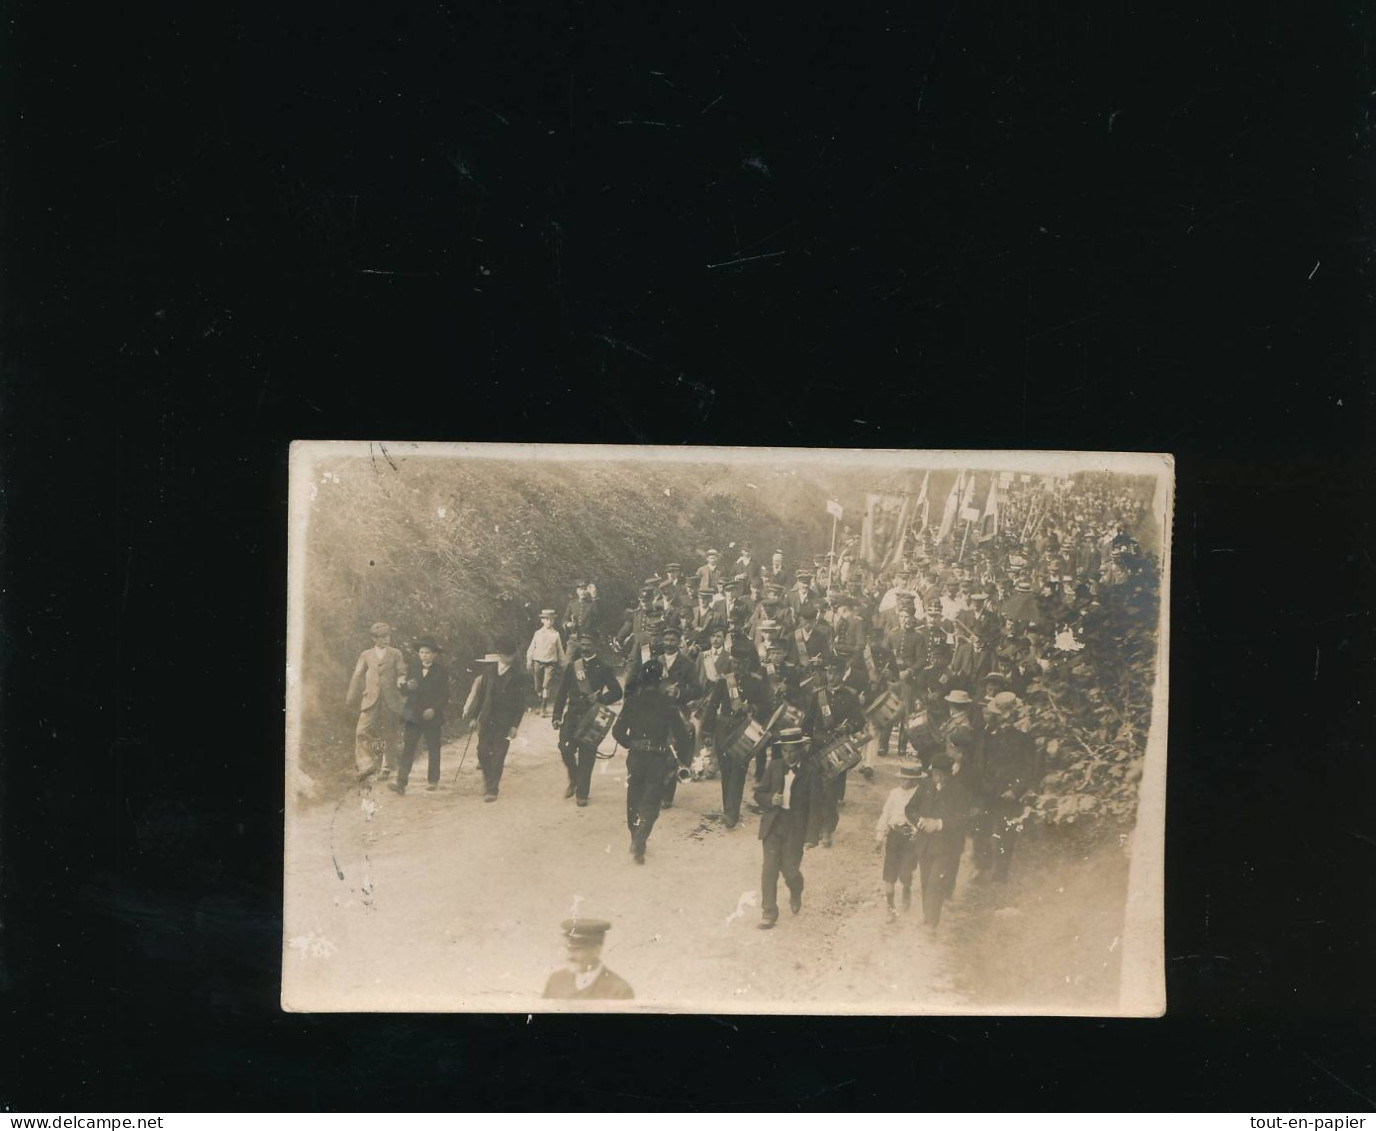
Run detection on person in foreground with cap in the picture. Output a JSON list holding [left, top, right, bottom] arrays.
[[874, 763, 925, 917], [462, 636, 526, 801], [754, 727, 815, 929], [972, 691, 1040, 884], [392, 637, 450, 795], [344, 621, 409, 780], [612, 660, 693, 864], [525, 609, 567, 717], [541, 919, 634, 1001], [904, 751, 972, 933], [550, 631, 623, 806]]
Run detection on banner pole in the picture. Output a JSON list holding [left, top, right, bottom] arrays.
[[828, 512, 838, 595]]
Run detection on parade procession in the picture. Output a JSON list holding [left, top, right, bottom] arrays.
[[286, 447, 1170, 1013]]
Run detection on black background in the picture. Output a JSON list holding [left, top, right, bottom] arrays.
[[3, 0, 1374, 1111]]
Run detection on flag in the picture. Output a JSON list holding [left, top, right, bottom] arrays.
[[937, 470, 965, 542], [999, 471, 1014, 487], [979, 475, 999, 541], [826, 499, 843, 519], [914, 471, 931, 534], [1020, 473, 1032, 483], [879, 494, 914, 573], [859, 493, 909, 566], [961, 469, 978, 512]]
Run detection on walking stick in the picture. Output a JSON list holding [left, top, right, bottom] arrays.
[[450, 723, 476, 786]]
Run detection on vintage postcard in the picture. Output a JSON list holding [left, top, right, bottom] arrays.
[[283, 443, 1172, 1015]]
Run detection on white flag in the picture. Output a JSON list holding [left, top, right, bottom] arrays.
[[979, 475, 999, 541], [826, 499, 843, 519], [937, 470, 964, 542]]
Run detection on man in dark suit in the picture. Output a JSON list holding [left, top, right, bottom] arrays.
[[541, 919, 635, 1001], [731, 543, 762, 588], [655, 624, 701, 808], [612, 661, 693, 864], [788, 603, 833, 669], [462, 636, 527, 801], [701, 635, 772, 828], [754, 729, 814, 929], [785, 569, 820, 621], [879, 606, 927, 757], [551, 631, 623, 806], [906, 752, 972, 931], [972, 692, 1040, 883], [687, 586, 725, 649], [694, 550, 723, 594], [392, 636, 450, 795], [802, 654, 868, 847]]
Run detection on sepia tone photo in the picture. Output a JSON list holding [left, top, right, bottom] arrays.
[[283, 443, 1172, 1015]]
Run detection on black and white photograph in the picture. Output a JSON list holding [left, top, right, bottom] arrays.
[[284, 442, 1172, 1015]]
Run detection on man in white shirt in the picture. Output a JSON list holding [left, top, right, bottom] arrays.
[[525, 609, 567, 716], [754, 728, 813, 930], [875, 763, 924, 916]]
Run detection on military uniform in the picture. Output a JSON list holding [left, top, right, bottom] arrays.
[[542, 919, 635, 1001]]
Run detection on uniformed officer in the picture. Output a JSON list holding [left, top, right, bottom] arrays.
[[541, 919, 635, 1001]]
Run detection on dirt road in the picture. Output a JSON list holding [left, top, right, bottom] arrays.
[[284, 718, 970, 1013]]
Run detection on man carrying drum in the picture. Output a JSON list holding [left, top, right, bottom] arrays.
[[551, 630, 623, 807], [802, 653, 867, 849], [700, 634, 773, 829]]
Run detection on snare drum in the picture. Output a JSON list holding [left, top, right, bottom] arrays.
[[722, 717, 767, 769], [864, 687, 903, 731], [576, 703, 616, 748], [815, 734, 863, 781]]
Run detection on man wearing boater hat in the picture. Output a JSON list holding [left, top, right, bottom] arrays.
[[392, 636, 450, 795], [462, 636, 527, 802], [551, 630, 623, 806], [345, 621, 409, 780], [612, 660, 693, 864], [541, 919, 634, 1001], [754, 727, 815, 929], [525, 609, 567, 716]]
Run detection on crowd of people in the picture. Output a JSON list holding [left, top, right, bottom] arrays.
[[341, 474, 1157, 971]]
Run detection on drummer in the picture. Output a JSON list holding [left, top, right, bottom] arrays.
[[803, 653, 867, 849], [550, 630, 624, 807], [700, 633, 773, 828]]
